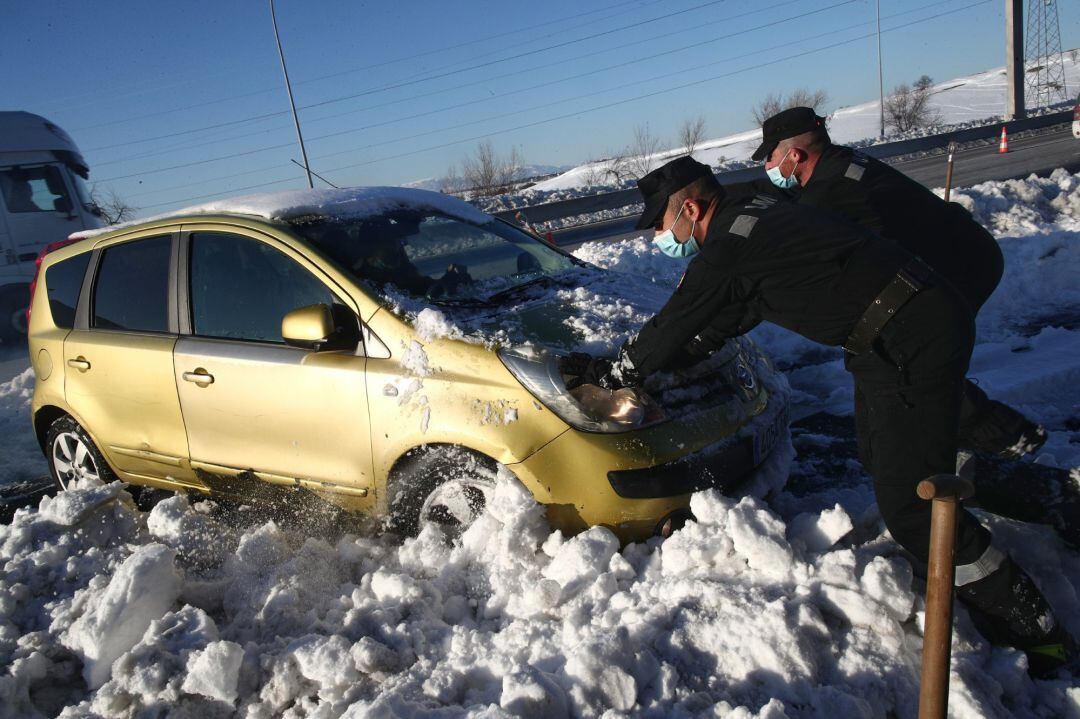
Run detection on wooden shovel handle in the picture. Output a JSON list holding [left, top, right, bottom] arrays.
[[917, 474, 975, 501]]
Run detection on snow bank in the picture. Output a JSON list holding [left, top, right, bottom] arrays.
[[2, 469, 1078, 717], [0, 368, 41, 486]]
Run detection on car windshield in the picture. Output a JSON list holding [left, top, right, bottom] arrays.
[[290, 209, 579, 305]]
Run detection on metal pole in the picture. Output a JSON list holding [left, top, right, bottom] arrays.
[[877, 0, 885, 138], [291, 159, 338, 188], [916, 474, 975, 719], [1005, 0, 1025, 120], [270, 0, 314, 189]]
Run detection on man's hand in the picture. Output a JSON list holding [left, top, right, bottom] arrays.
[[559, 352, 621, 390]]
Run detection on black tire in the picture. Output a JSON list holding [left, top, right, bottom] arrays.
[[385, 446, 498, 537], [44, 415, 118, 492], [0, 288, 28, 344]]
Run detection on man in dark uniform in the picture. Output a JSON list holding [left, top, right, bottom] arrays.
[[564, 156, 1069, 674], [751, 107, 1046, 459]]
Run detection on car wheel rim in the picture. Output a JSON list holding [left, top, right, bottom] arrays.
[[419, 476, 493, 535], [51, 432, 99, 490]]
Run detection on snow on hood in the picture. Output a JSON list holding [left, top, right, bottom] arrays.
[[70, 186, 493, 240]]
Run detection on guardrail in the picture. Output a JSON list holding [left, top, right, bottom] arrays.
[[492, 110, 1072, 227]]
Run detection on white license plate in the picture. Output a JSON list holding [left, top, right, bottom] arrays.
[[752, 403, 790, 466]]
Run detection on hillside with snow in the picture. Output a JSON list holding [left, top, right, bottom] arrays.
[[528, 53, 1080, 194]]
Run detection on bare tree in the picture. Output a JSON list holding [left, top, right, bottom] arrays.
[[751, 88, 829, 125], [627, 123, 663, 179], [677, 115, 707, 155], [884, 77, 941, 133], [460, 140, 525, 197], [581, 158, 608, 187], [604, 149, 634, 184], [89, 185, 137, 225]]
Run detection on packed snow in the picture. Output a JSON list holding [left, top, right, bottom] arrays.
[[1, 170, 1079, 717]]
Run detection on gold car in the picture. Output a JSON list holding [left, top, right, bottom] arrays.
[[27, 188, 788, 542]]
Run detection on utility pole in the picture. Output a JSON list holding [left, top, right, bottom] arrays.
[[270, 0, 314, 189], [1005, 0, 1025, 120], [876, 0, 885, 138]]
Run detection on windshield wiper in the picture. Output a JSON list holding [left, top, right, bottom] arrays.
[[485, 276, 558, 304]]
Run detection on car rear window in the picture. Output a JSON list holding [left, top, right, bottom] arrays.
[[92, 236, 172, 333], [44, 252, 91, 328]]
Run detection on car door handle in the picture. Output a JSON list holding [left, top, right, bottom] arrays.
[[182, 369, 215, 386], [67, 357, 91, 371]]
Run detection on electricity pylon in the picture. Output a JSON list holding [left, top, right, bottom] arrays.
[[1025, 0, 1069, 108]]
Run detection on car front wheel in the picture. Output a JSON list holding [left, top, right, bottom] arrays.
[[386, 446, 497, 538]]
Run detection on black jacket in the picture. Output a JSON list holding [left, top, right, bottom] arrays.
[[792, 145, 1003, 309], [623, 188, 912, 378]]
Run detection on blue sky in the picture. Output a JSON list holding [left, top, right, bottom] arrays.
[[4, 0, 1078, 216]]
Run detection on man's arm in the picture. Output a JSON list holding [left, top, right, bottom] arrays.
[[622, 256, 748, 379]]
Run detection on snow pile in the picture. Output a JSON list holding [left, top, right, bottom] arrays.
[[3, 471, 1079, 717], [0, 368, 43, 487]]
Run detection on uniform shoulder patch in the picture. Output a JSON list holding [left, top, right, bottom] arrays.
[[844, 162, 866, 181], [746, 194, 777, 210], [728, 214, 758, 238]]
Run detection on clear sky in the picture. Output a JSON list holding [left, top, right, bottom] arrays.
[[4, 0, 1078, 216]]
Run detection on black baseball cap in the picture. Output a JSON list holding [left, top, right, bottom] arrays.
[[634, 156, 715, 230], [751, 107, 826, 162]]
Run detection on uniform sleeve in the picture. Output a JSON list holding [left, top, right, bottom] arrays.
[[624, 254, 748, 377]]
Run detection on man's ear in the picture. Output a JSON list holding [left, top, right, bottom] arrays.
[[685, 198, 705, 221], [790, 147, 809, 164]]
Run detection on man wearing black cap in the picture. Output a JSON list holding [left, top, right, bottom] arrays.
[[752, 107, 1046, 461], [562, 155, 1069, 675]]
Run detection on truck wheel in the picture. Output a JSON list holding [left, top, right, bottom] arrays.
[[0, 288, 28, 343], [44, 416, 117, 491], [385, 446, 498, 538]]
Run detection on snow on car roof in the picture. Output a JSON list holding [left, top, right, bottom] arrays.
[[69, 186, 493, 240]]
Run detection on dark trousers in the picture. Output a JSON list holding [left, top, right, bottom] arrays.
[[847, 283, 988, 565]]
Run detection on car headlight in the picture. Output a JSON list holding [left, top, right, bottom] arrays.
[[498, 346, 666, 433]]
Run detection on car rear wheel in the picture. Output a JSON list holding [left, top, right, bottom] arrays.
[[386, 446, 497, 538], [45, 415, 116, 491]]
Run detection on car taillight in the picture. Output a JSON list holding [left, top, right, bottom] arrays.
[[26, 238, 81, 324]]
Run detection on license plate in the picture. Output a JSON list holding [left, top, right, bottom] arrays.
[[752, 402, 790, 466]]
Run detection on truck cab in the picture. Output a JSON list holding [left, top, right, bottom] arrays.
[[0, 111, 103, 342]]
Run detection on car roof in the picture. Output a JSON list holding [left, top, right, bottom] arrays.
[[69, 186, 494, 242]]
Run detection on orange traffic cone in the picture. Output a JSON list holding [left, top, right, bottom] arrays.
[[999, 126, 1009, 153]]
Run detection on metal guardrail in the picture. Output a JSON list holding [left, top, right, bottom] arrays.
[[493, 110, 1072, 227]]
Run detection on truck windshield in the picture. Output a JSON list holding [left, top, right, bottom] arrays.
[[290, 209, 578, 305], [0, 165, 72, 214]]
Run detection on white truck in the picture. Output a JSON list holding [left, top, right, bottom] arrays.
[[0, 111, 104, 342]]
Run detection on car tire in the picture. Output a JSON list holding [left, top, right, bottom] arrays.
[[45, 415, 118, 492], [385, 445, 498, 537], [0, 288, 28, 344]]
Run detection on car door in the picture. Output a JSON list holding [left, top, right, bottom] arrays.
[[173, 225, 375, 504], [63, 230, 201, 488]]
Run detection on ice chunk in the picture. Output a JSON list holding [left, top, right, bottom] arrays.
[[181, 640, 243, 704], [788, 504, 854, 554]]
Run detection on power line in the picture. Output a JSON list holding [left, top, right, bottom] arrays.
[[95, 0, 841, 183], [94, 0, 810, 167], [138, 0, 991, 212], [73, 0, 665, 140]]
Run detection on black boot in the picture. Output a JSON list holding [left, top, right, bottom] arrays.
[[956, 555, 1073, 677], [957, 382, 1047, 459]]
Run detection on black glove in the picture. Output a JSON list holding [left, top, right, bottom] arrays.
[[559, 352, 620, 390]]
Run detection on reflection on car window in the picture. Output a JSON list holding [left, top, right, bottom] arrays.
[[292, 210, 576, 304], [93, 236, 171, 333], [0, 165, 72, 214], [46, 252, 91, 329], [190, 232, 334, 344]]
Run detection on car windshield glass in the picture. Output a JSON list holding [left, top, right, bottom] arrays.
[[290, 209, 578, 305]]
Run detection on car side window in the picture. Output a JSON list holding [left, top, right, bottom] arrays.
[[0, 165, 72, 213], [189, 232, 335, 344], [45, 252, 91, 328], [92, 236, 172, 333]]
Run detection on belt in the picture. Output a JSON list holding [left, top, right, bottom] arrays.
[[844, 259, 930, 355]]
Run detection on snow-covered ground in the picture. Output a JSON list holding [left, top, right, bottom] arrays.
[[1, 170, 1079, 717]]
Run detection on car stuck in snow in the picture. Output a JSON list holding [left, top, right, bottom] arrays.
[[26, 187, 789, 541]]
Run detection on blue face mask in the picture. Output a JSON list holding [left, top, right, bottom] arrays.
[[766, 149, 800, 189], [653, 205, 700, 258]]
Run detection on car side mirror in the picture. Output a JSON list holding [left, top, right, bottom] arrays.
[[282, 303, 359, 351]]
